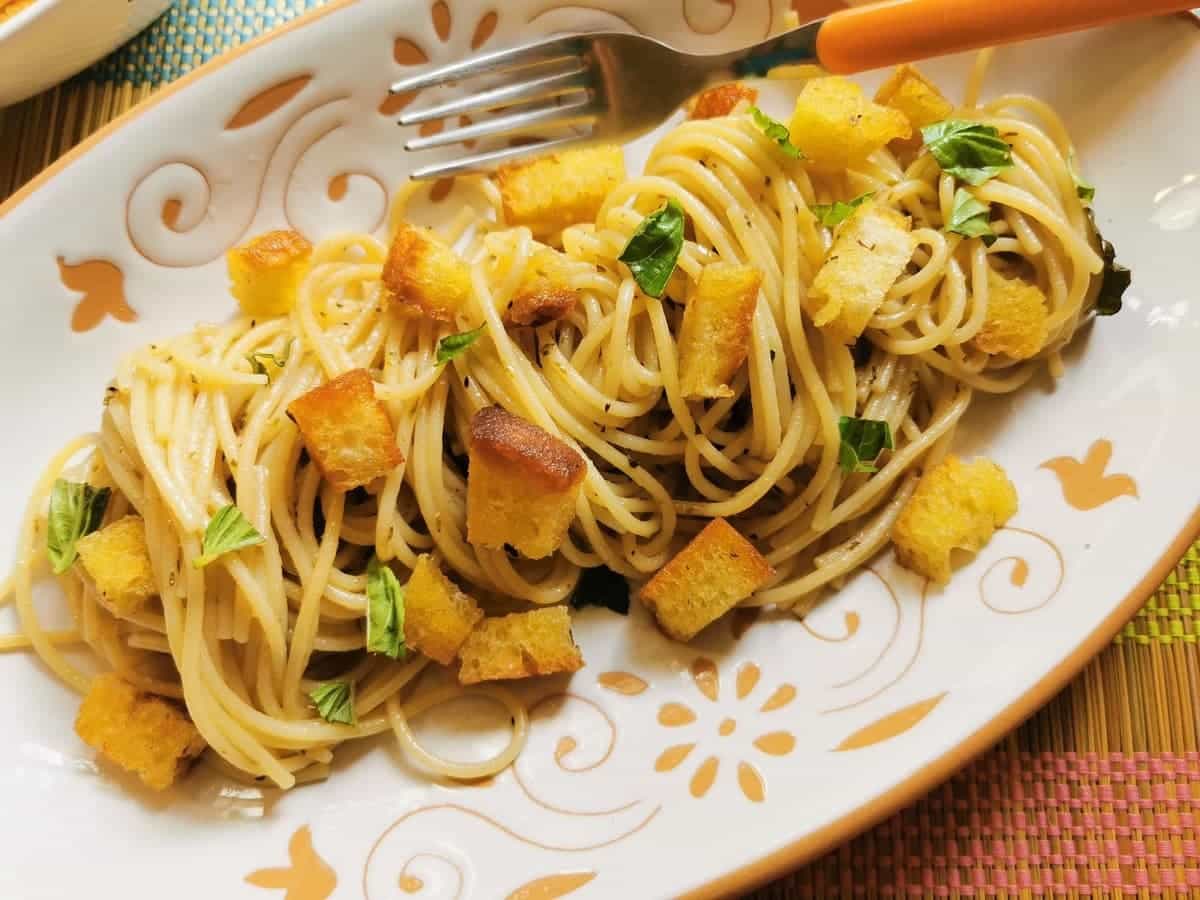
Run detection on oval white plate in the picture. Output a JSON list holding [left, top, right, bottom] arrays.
[[0, 0, 171, 106], [1, 3, 1198, 898]]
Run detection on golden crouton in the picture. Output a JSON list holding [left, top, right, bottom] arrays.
[[74, 673, 206, 791], [457, 607, 584, 684], [678, 263, 763, 399], [973, 268, 1049, 360], [75, 516, 157, 617], [226, 229, 313, 318], [382, 223, 473, 323], [404, 555, 483, 665], [893, 455, 1018, 584], [806, 201, 917, 344], [874, 65, 954, 142], [287, 368, 403, 491], [788, 77, 911, 174], [639, 518, 774, 642], [496, 145, 624, 238], [467, 406, 586, 559], [689, 83, 759, 120], [505, 247, 579, 327]]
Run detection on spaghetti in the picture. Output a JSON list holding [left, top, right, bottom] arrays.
[[4, 65, 1110, 790]]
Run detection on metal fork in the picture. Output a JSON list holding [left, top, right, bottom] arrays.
[[391, 0, 1195, 180]]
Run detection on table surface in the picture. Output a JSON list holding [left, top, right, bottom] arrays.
[[1, 3, 1198, 897]]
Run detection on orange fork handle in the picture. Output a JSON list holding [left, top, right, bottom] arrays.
[[816, 0, 1197, 75]]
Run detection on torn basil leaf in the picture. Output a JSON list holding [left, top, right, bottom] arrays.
[[1085, 210, 1129, 317], [748, 107, 804, 160], [837, 416, 894, 474], [247, 340, 294, 381], [365, 556, 406, 659], [1068, 152, 1095, 203], [310, 681, 355, 725], [193, 504, 265, 568], [618, 199, 686, 299], [921, 120, 1013, 186], [946, 188, 997, 246], [811, 193, 873, 228], [569, 565, 631, 616], [436, 324, 486, 365], [46, 480, 111, 574]]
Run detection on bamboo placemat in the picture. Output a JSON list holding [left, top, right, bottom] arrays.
[[2, 3, 1198, 897]]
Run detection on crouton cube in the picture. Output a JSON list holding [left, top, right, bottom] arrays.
[[689, 83, 759, 120], [458, 607, 583, 684], [788, 77, 911, 174], [893, 455, 1018, 584], [806, 201, 916, 344], [467, 406, 586, 559], [75, 516, 157, 617], [226, 230, 313, 318], [287, 368, 403, 491], [404, 555, 483, 665], [74, 673, 206, 790], [496, 145, 624, 238], [973, 268, 1049, 360], [639, 518, 774, 641], [678, 263, 763, 399], [874, 65, 954, 136], [382, 223, 473, 323], [505, 247, 579, 327]]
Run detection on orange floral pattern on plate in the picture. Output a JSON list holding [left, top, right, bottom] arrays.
[[1041, 439, 1138, 511], [654, 657, 797, 802]]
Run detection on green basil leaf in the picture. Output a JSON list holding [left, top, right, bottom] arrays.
[[1085, 210, 1129, 317], [837, 416, 894, 474], [946, 188, 997, 246], [247, 339, 294, 381], [365, 556, 406, 659], [46, 480, 111, 574], [811, 193, 874, 228], [748, 106, 804, 160], [309, 681, 355, 725], [569, 565, 630, 616], [193, 504, 266, 568], [618, 199, 686, 299], [1068, 152, 1095, 203], [921, 120, 1013, 186], [436, 324, 486, 365]]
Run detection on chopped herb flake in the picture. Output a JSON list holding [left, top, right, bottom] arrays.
[[46, 480, 111, 574], [618, 199, 686, 298], [921, 120, 1014, 186], [838, 416, 894, 474]]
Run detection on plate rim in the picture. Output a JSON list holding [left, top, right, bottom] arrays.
[[2, 2, 1198, 895]]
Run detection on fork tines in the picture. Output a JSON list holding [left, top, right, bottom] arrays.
[[390, 35, 600, 178]]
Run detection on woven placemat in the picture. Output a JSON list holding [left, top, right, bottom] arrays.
[[2, 3, 1198, 896]]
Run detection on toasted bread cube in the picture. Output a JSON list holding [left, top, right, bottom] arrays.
[[505, 247, 579, 327], [467, 406, 586, 559], [678, 263, 763, 399], [287, 368, 403, 491], [788, 77, 911, 174], [74, 673, 206, 790], [75, 516, 157, 617], [382, 224, 473, 323], [874, 65, 954, 138], [689, 83, 759, 120], [496, 145, 624, 237], [226, 230, 313, 318], [458, 607, 583, 684], [973, 268, 1049, 360], [639, 518, 774, 642], [806, 201, 916, 344], [893, 456, 1018, 584], [404, 555, 483, 665]]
